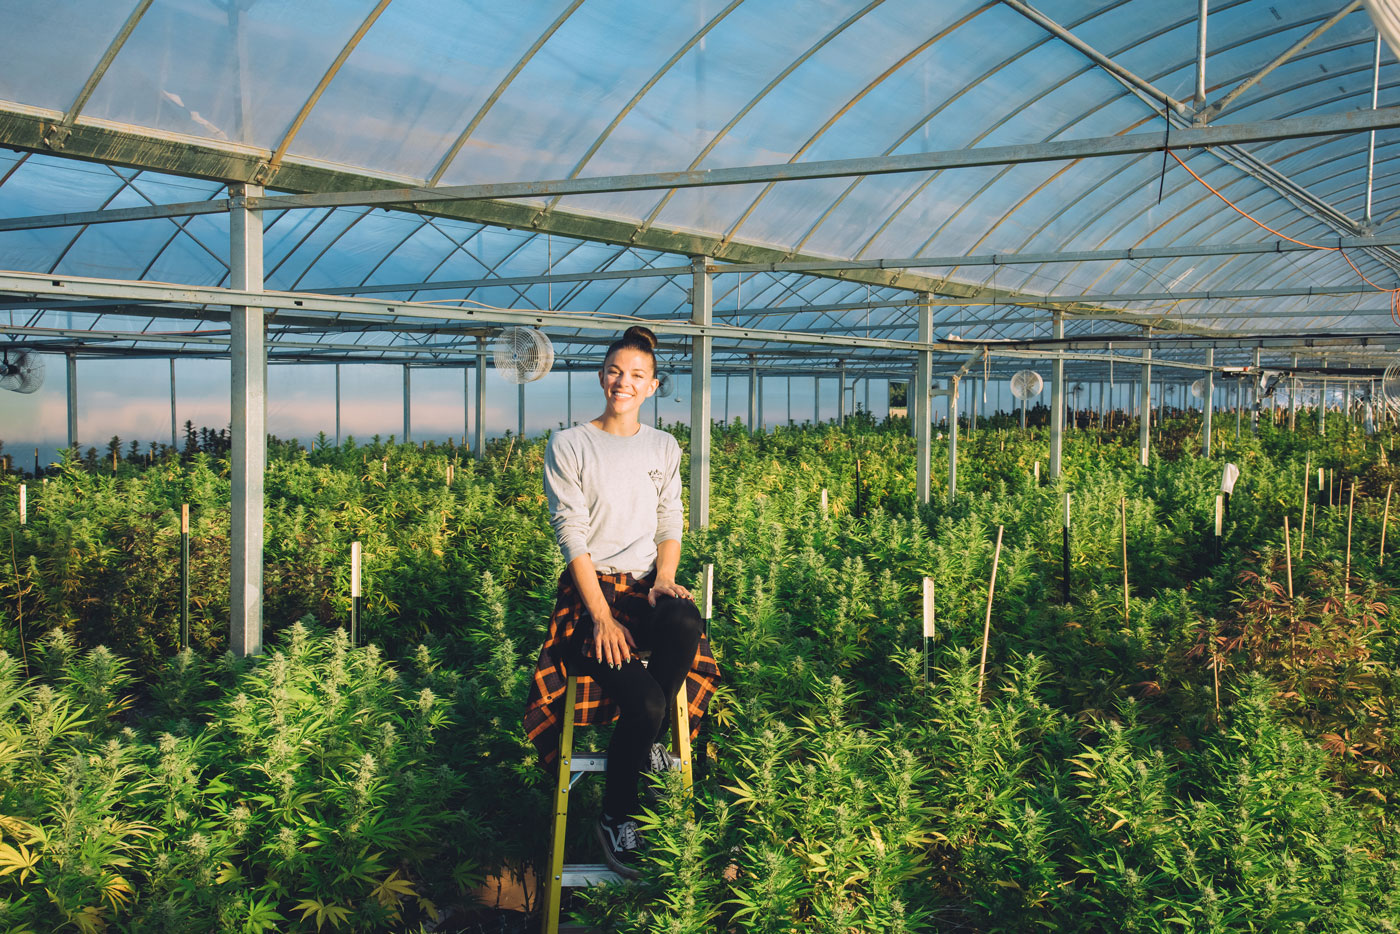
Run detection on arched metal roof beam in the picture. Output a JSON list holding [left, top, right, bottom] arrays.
[[629, 0, 890, 239], [426, 0, 588, 187], [43, 0, 154, 151], [265, 0, 394, 177], [537, 0, 746, 222], [1197, 0, 1365, 122]]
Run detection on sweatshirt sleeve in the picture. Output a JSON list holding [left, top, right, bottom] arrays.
[[543, 434, 591, 564], [655, 434, 683, 546]]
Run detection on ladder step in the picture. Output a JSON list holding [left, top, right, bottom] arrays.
[[570, 754, 608, 773], [568, 751, 683, 775], [561, 863, 624, 887]]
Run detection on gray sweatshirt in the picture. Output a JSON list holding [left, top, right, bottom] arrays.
[[543, 422, 683, 576]]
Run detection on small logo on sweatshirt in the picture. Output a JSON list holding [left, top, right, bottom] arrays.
[[649, 469, 664, 491]]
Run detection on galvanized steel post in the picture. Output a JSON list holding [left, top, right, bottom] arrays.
[[1138, 347, 1152, 467], [747, 355, 758, 433], [229, 182, 265, 658], [403, 365, 412, 442], [169, 358, 177, 450], [474, 336, 485, 458], [948, 375, 960, 501], [915, 298, 933, 503], [65, 351, 77, 450], [1251, 346, 1262, 434], [1202, 348, 1214, 457], [690, 257, 713, 529], [1050, 311, 1065, 478]]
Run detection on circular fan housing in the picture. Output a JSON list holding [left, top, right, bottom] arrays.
[[655, 372, 673, 398], [492, 327, 554, 384], [0, 350, 45, 394], [1190, 378, 1205, 399], [1009, 369, 1044, 400], [1382, 364, 1400, 412]]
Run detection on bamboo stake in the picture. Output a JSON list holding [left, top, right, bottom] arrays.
[[976, 525, 1005, 703], [1345, 483, 1355, 597], [1285, 516, 1296, 669], [1121, 497, 1130, 626], [1381, 481, 1393, 567]]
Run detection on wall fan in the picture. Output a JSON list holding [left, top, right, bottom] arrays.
[[492, 327, 554, 383], [1009, 369, 1043, 428], [0, 350, 44, 394]]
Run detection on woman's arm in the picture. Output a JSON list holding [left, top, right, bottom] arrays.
[[568, 552, 636, 667]]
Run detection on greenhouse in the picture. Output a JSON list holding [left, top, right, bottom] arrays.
[[3, 0, 1400, 931]]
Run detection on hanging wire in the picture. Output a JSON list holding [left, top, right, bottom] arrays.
[[1167, 150, 1400, 323]]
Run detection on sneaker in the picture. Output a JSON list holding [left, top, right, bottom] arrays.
[[595, 813, 644, 880], [646, 742, 674, 775]]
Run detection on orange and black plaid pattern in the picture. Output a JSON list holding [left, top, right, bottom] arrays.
[[522, 569, 721, 769]]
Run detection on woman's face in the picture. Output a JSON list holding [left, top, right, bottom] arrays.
[[599, 347, 658, 417]]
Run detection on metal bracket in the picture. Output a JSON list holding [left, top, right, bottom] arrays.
[[41, 123, 71, 151]]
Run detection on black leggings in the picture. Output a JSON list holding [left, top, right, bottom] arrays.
[[568, 594, 703, 819]]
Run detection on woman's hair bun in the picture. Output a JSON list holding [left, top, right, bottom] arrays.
[[622, 325, 658, 350]]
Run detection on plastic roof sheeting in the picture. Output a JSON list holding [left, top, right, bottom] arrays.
[[0, 0, 1394, 379]]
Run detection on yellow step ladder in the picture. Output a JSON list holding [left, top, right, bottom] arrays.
[[540, 672, 693, 934]]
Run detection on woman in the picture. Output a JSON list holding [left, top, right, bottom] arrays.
[[522, 325, 721, 878]]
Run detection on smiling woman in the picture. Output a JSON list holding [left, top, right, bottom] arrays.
[[522, 324, 721, 879]]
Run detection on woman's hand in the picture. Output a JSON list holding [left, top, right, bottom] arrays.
[[648, 577, 692, 606], [592, 611, 637, 668]]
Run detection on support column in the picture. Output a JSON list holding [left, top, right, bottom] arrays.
[[229, 182, 265, 658], [747, 355, 758, 433], [838, 362, 847, 427], [65, 352, 77, 450], [336, 364, 342, 446], [814, 376, 820, 424], [689, 257, 713, 529], [464, 364, 471, 442], [1202, 348, 1214, 457], [474, 337, 485, 458], [1251, 346, 1262, 434], [518, 382, 525, 439], [169, 358, 177, 450], [915, 298, 933, 503], [1050, 311, 1065, 478], [1138, 348, 1152, 467], [947, 375, 960, 501], [966, 377, 975, 438], [566, 369, 572, 427], [403, 365, 412, 442]]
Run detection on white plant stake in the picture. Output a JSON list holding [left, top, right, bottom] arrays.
[[1034, 461, 1040, 483], [922, 576, 936, 683], [18, 484, 25, 526], [702, 563, 715, 622], [821, 488, 828, 517]]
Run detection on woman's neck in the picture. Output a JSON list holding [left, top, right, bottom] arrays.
[[590, 412, 643, 436]]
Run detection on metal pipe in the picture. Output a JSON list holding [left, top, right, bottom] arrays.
[[1251, 347, 1262, 434], [474, 336, 485, 458], [336, 363, 342, 445], [1203, 349, 1214, 457], [65, 351, 77, 450], [1139, 347, 1152, 466], [916, 298, 933, 502], [1195, 0, 1208, 107], [947, 376, 960, 501], [1368, 30, 1382, 224], [518, 381, 525, 440], [404, 365, 412, 442], [689, 258, 713, 529], [169, 357, 177, 450], [229, 182, 265, 658], [1050, 311, 1065, 478], [838, 362, 847, 427], [748, 356, 758, 433]]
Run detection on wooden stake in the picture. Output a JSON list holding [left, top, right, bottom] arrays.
[[1121, 497, 1130, 626], [1381, 481, 1393, 567], [976, 525, 1005, 703], [17, 484, 25, 526], [1345, 483, 1355, 596], [922, 576, 936, 684], [1283, 517, 1294, 600], [351, 541, 362, 646], [180, 504, 190, 650]]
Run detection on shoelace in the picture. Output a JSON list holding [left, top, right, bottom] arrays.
[[614, 820, 642, 852]]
